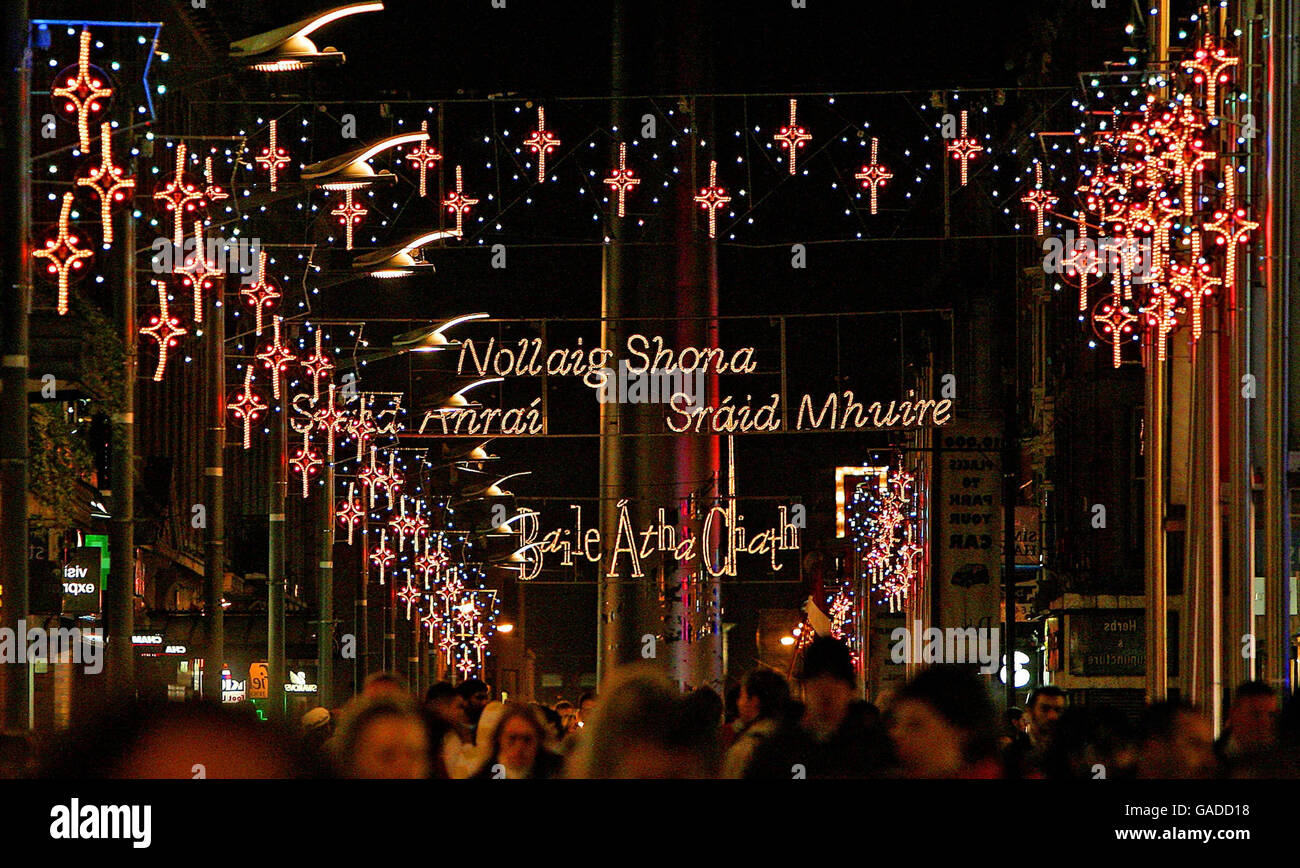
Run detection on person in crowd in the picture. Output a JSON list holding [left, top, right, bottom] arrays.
[[1037, 706, 1137, 780], [1215, 681, 1278, 768], [887, 665, 1002, 778], [555, 700, 580, 736], [470, 703, 564, 779], [457, 678, 492, 740], [722, 669, 790, 778], [299, 706, 334, 757], [577, 691, 598, 728], [362, 671, 406, 698], [569, 665, 720, 778], [334, 694, 431, 779], [1135, 701, 1217, 779], [1000, 707, 1029, 751], [745, 637, 888, 779], [423, 682, 470, 779], [449, 700, 506, 778], [1004, 685, 1067, 776], [536, 703, 566, 750]]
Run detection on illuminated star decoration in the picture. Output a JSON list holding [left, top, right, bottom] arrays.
[[443, 165, 479, 236], [203, 156, 228, 203], [153, 142, 204, 252], [1202, 169, 1257, 293], [180, 220, 224, 323], [336, 483, 366, 544], [945, 110, 981, 187], [1020, 161, 1058, 237], [1092, 295, 1140, 370], [255, 119, 291, 192], [310, 381, 349, 461], [32, 192, 93, 316], [370, 529, 396, 583], [523, 106, 561, 183], [693, 160, 730, 239], [228, 365, 268, 449], [256, 315, 297, 399], [330, 188, 368, 250], [52, 29, 112, 152], [300, 328, 336, 402], [604, 142, 640, 217], [398, 579, 421, 619], [140, 280, 187, 382], [76, 122, 135, 246], [404, 120, 442, 197], [239, 250, 280, 336], [854, 137, 892, 215], [290, 431, 323, 498], [773, 98, 812, 175], [1061, 212, 1102, 312]]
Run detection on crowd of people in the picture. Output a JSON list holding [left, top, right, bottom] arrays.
[[4, 636, 1299, 778]]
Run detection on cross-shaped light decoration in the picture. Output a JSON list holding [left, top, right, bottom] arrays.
[[255, 119, 290, 192], [300, 328, 335, 402], [773, 99, 812, 175], [854, 137, 892, 215], [336, 482, 366, 545], [330, 188, 368, 249], [388, 496, 421, 552], [228, 365, 268, 449], [1093, 295, 1140, 370], [256, 315, 297, 399], [946, 110, 981, 187], [421, 609, 440, 644], [1170, 233, 1220, 342], [1144, 285, 1180, 364], [180, 220, 224, 323], [140, 280, 187, 382], [290, 431, 323, 498], [1202, 169, 1257, 293], [357, 446, 386, 507], [404, 120, 442, 197], [53, 30, 112, 152], [32, 192, 93, 316], [76, 122, 135, 245], [523, 106, 561, 183], [1020, 161, 1058, 236], [239, 250, 280, 336], [693, 160, 730, 239], [1062, 213, 1101, 311], [443, 165, 479, 235], [398, 578, 421, 620], [604, 142, 640, 217], [153, 142, 204, 252], [1182, 33, 1239, 118], [203, 156, 229, 203], [370, 529, 396, 583], [346, 409, 377, 462], [310, 381, 349, 461]]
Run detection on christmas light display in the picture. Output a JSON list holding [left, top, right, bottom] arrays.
[[336, 482, 366, 544], [330, 187, 368, 249], [604, 142, 640, 217], [946, 110, 980, 187], [1020, 162, 1057, 237], [309, 382, 349, 460], [1182, 33, 1239, 118], [300, 329, 336, 402], [1202, 169, 1256, 293], [397, 578, 421, 619], [773, 99, 812, 175], [52, 29, 112, 152], [290, 431, 323, 498], [847, 466, 921, 610], [404, 120, 442, 197], [693, 159, 730, 239], [228, 365, 268, 449], [153, 142, 204, 252], [203, 156, 228, 203], [370, 529, 396, 583], [443, 165, 478, 236], [32, 192, 93, 316], [523, 106, 561, 183], [853, 137, 891, 215], [1091, 295, 1140, 370], [256, 118, 291, 192], [256, 315, 297, 399], [239, 251, 281, 336], [180, 220, 223, 323], [76, 122, 135, 246], [140, 280, 187, 382]]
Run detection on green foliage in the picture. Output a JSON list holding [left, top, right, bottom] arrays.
[[29, 403, 95, 529]]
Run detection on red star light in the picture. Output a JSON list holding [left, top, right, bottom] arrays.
[[523, 106, 561, 183], [330, 188, 368, 249], [854, 137, 892, 215], [140, 281, 187, 382], [946, 110, 981, 187], [693, 160, 730, 239], [404, 120, 442, 197], [255, 119, 291, 191], [773, 99, 812, 175], [291, 433, 324, 498], [32, 193, 93, 316], [239, 251, 281, 336], [153, 142, 204, 252], [53, 30, 112, 152], [256, 315, 297, 399], [228, 365, 268, 449], [443, 165, 479, 235], [1021, 162, 1058, 236], [604, 142, 640, 217], [76, 123, 135, 246]]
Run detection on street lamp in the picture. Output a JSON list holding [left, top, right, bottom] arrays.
[[353, 229, 462, 279], [229, 2, 385, 72], [302, 132, 429, 190]]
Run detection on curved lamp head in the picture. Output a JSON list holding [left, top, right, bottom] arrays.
[[302, 131, 427, 190], [391, 312, 488, 352], [229, 2, 384, 72], [353, 229, 461, 278]]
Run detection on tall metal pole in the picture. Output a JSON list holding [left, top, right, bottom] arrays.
[[268, 360, 287, 718], [202, 282, 226, 701], [106, 170, 137, 699], [0, 1, 32, 729], [1003, 259, 1019, 711], [318, 457, 335, 706]]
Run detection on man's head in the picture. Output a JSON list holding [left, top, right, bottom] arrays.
[[424, 681, 469, 727], [739, 669, 790, 726], [1138, 701, 1216, 779], [1226, 681, 1278, 754], [457, 679, 491, 724], [1026, 686, 1067, 741], [362, 671, 406, 698], [335, 696, 430, 780], [798, 637, 856, 736], [577, 691, 598, 726], [554, 700, 579, 734]]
